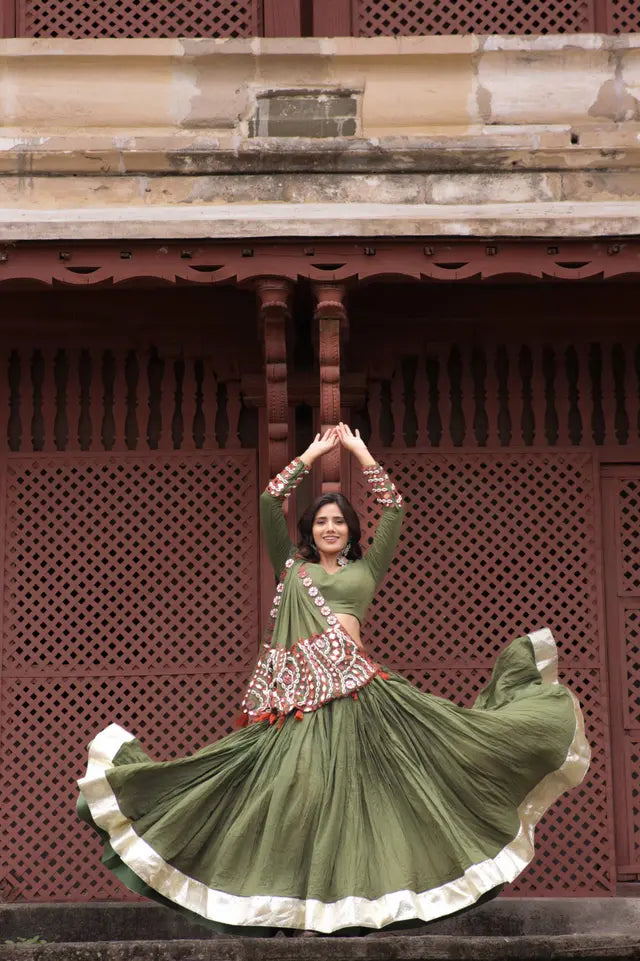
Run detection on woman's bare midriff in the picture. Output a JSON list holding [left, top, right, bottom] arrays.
[[335, 612, 363, 649]]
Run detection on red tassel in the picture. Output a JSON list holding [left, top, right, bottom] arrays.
[[378, 670, 389, 680], [269, 712, 278, 725], [295, 709, 304, 720], [235, 711, 249, 728], [351, 693, 358, 700]]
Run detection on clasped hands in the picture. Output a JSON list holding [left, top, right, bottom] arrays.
[[301, 423, 376, 468]]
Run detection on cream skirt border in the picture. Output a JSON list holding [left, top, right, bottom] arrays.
[[78, 627, 591, 933]]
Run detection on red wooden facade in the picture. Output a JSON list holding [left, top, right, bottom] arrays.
[[0, 0, 637, 37], [0, 237, 638, 904]]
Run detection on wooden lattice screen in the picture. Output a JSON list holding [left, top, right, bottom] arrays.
[[0, 452, 258, 901], [356, 0, 596, 35], [0, 332, 261, 901], [608, 0, 640, 31], [353, 451, 614, 894], [16, 0, 261, 37], [630, 740, 640, 872], [2, 0, 640, 36]]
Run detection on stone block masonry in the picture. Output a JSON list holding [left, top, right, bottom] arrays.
[[1, 36, 640, 238], [250, 92, 358, 137]]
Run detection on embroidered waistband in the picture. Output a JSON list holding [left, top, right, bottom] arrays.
[[240, 628, 382, 725]]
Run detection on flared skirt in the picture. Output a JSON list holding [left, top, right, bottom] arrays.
[[77, 628, 590, 933]]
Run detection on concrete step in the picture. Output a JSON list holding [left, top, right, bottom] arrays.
[[1, 899, 639, 961]]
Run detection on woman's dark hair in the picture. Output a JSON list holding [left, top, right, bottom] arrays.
[[297, 493, 363, 562]]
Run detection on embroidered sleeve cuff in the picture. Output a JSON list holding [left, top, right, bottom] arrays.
[[266, 458, 310, 499], [362, 463, 404, 510]]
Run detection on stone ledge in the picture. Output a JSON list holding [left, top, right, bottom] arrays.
[[3, 898, 640, 945], [3, 171, 640, 209], [0, 34, 638, 57], [3, 900, 640, 961], [0, 200, 639, 241], [1, 124, 640, 178], [1, 934, 639, 961], [1, 135, 640, 176]]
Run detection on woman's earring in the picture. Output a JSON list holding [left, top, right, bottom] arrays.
[[337, 542, 351, 567]]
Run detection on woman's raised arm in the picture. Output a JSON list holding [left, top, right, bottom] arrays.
[[335, 422, 404, 583], [260, 429, 338, 575]]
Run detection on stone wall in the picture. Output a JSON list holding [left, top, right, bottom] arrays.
[[1, 35, 640, 239]]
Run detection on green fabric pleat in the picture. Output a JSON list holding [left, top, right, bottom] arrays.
[[76, 793, 504, 936], [78, 633, 582, 933]]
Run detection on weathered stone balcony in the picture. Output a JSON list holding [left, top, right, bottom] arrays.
[[2, 35, 640, 239]]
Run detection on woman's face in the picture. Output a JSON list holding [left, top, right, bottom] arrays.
[[312, 502, 349, 557]]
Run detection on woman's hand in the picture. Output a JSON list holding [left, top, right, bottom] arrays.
[[299, 428, 338, 467], [335, 423, 376, 467]]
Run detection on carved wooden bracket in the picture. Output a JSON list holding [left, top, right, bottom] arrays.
[[257, 278, 292, 479], [313, 282, 347, 493]]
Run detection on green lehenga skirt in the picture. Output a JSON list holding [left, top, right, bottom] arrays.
[[77, 628, 590, 933]]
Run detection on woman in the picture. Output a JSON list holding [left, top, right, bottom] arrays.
[[78, 423, 590, 934]]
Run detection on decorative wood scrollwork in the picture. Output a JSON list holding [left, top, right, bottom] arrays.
[[1, 239, 640, 287], [313, 282, 347, 492], [257, 278, 292, 479]]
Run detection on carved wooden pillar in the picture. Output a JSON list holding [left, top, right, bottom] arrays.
[[257, 278, 292, 479], [313, 282, 347, 493]]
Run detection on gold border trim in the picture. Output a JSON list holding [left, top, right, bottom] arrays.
[[78, 627, 590, 933]]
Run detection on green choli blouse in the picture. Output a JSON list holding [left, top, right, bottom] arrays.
[[260, 460, 404, 649]]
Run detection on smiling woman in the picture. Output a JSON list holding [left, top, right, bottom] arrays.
[[77, 423, 590, 935], [312, 502, 350, 558], [301, 494, 365, 643]]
